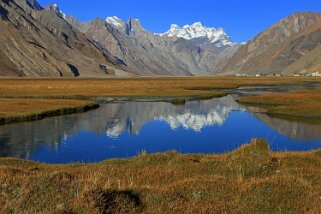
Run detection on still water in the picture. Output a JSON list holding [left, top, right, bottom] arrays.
[[1, 95, 321, 163]]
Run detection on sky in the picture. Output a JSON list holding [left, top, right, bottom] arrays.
[[37, 0, 321, 43]]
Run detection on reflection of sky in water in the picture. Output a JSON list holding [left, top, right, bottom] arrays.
[[0, 95, 321, 164]]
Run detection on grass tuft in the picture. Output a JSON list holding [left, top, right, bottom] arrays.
[[226, 139, 278, 179]]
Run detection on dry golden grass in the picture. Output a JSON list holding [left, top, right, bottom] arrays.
[[238, 88, 321, 120], [0, 77, 320, 98], [0, 98, 98, 124], [0, 139, 320, 213], [0, 77, 320, 124]]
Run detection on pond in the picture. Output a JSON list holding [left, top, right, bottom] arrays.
[[0, 95, 321, 163]]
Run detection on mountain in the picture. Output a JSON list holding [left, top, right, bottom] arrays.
[[64, 14, 239, 76], [0, 0, 127, 77], [1, 0, 321, 77], [158, 22, 233, 47], [82, 17, 192, 75], [216, 12, 321, 75]]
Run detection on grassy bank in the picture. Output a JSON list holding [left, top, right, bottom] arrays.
[[0, 98, 99, 124], [238, 88, 321, 120], [0, 139, 320, 213]]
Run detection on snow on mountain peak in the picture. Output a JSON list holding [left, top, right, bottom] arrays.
[[106, 16, 124, 28], [47, 4, 66, 19], [159, 22, 233, 47], [170, 24, 179, 28], [192, 22, 203, 27]]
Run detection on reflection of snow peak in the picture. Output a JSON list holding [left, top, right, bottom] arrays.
[[106, 119, 127, 138], [158, 107, 232, 132], [104, 96, 239, 138], [106, 118, 136, 138], [106, 123, 124, 138]]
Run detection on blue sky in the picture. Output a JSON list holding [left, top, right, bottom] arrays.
[[37, 0, 321, 42]]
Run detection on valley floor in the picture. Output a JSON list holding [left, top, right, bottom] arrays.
[[0, 139, 321, 213], [1, 77, 321, 213], [0, 77, 319, 98], [0, 77, 321, 124]]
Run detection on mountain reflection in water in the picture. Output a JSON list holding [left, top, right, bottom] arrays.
[[105, 96, 242, 137], [0, 95, 320, 163]]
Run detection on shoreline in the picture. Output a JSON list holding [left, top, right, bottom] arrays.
[[3, 140, 321, 165]]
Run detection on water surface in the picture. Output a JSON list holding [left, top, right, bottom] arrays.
[[0, 95, 321, 163]]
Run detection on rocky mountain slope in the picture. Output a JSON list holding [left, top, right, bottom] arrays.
[[63, 12, 239, 76], [0, 0, 127, 77], [216, 12, 321, 75], [1, 0, 321, 77]]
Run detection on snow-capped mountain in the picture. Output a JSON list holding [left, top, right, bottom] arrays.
[[158, 22, 233, 47], [37, 3, 240, 76], [46, 4, 66, 19], [106, 16, 125, 28], [105, 17, 234, 48], [37, 4, 241, 76]]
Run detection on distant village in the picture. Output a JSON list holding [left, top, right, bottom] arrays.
[[235, 71, 321, 77]]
